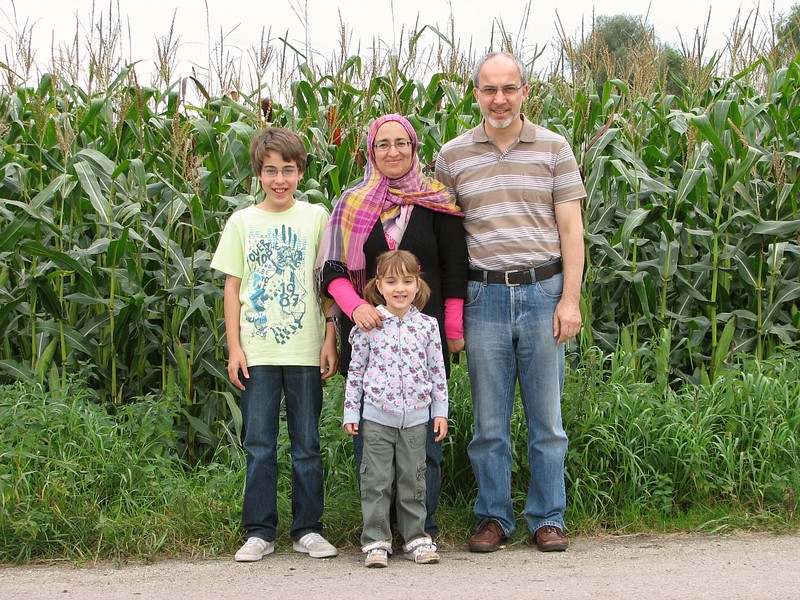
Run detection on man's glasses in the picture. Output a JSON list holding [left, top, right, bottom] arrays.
[[373, 139, 412, 152], [261, 166, 299, 178], [477, 84, 524, 97]]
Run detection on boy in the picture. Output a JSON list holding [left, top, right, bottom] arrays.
[[211, 127, 339, 561]]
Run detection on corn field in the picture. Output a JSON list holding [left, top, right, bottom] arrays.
[[0, 17, 798, 463]]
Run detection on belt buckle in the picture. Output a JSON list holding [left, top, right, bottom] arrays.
[[503, 271, 520, 287]]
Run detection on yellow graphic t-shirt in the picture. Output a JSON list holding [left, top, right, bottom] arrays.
[[211, 202, 330, 366]]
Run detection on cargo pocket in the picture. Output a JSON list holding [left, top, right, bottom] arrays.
[[407, 425, 425, 449], [360, 463, 369, 500], [415, 462, 427, 501]]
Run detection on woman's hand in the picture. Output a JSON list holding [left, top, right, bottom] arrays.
[[352, 303, 386, 332], [447, 337, 465, 353]]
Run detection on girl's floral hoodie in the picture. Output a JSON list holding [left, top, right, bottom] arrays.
[[344, 305, 448, 429]]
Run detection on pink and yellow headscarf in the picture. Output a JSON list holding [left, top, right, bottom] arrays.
[[317, 114, 462, 293]]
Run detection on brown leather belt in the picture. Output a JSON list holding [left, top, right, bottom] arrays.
[[468, 259, 562, 286]]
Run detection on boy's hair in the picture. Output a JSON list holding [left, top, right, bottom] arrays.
[[363, 250, 431, 310], [250, 127, 307, 174]]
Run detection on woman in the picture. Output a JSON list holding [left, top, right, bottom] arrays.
[[317, 113, 468, 539]]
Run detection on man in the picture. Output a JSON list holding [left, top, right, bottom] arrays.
[[435, 52, 585, 553]]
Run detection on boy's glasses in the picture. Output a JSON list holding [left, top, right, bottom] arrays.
[[261, 166, 299, 178], [477, 84, 524, 97], [373, 139, 412, 152]]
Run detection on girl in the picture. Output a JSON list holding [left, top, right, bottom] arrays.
[[343, 250, 448, 568]]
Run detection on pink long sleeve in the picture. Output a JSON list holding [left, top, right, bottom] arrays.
[[328, 277, 368, 320], [444, 297, 464, 339]]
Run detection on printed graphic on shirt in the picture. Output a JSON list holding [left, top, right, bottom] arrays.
[[245, 224, 307, 344]]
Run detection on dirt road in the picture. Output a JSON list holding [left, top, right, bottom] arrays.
[[2, 532, 798, 599]]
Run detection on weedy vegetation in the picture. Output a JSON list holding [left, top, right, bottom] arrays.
[[0, 1, 798, 561]]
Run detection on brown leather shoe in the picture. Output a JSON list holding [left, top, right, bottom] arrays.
[[534, 525, 569, 552], [468, 519, 506, 552]]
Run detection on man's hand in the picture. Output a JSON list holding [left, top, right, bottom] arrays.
[[553, 299, 581, 346]]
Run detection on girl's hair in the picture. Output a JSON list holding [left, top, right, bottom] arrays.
[[363, 250, 431, 310]]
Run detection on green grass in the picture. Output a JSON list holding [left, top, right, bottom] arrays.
[[0, 4, 797, 564], [2, 348, 797, 563], [0, 381, 244, 562]]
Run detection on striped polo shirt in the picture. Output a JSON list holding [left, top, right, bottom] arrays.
[[435, 117, 586, 272]]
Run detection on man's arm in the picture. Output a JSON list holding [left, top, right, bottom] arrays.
[[553, 200, 584, 345]]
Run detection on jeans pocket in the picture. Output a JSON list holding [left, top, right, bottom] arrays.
[[465, 280, 483, 307], [536, 272, 563, 300]]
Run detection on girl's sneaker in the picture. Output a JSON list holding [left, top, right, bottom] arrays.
[[364, 548, 389, 568], [403, 537, 440, 564]]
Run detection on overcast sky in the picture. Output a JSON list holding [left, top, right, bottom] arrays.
[[3, 0, 795, 82]]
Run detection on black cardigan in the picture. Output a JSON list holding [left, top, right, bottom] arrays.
[[321, 206, 468, 378]]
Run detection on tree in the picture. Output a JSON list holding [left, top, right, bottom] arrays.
[[576, 14, 687, 96], [776, 3, 800, 61]]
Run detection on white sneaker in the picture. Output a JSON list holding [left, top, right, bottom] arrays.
[[405, 544, 439, 564], [364, 547, 389, 568], [234, 537, 274, 562], [403, 537, 439, 564], [292, 532, 338, 558]]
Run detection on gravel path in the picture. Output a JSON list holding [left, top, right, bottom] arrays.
[[2, 532, 798, 599]]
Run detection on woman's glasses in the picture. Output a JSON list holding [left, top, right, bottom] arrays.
[[373, 139, 412, 152]]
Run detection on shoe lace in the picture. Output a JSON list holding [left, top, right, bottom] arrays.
[[412, 545, 432, 557], [481, 519, 501, 535], [304, 533, 325, 544]]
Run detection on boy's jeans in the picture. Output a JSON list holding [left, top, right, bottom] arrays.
[[359, 420, 428, 547], [464, 270, 568, 537], [240, 365, 324, 542]]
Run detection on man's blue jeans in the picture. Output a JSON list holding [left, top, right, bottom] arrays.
[[240, 365, 324, 542], [464, 270, 568, 537]]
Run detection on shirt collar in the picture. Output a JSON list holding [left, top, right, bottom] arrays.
[[376, 304, 419, 321], [518, 116, 538, 142]]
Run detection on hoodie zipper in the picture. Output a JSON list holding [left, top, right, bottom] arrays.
[[397, 317, 406, 429]]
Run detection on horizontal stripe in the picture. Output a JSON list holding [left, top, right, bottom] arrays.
[[468, 227, 562, 244], [435, 119, 585, 271]]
